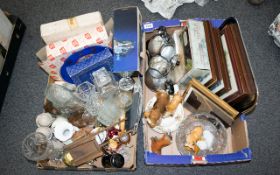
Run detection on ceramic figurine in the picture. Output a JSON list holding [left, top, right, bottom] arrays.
[[151, 134, 172, 154], [166, 93, 183, 113], [184, 126, 203, 154], [144, 91, 170, 128]]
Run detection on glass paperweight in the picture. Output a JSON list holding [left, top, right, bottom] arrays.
[[22, 132, 61, 161], [110, 153, 125, 168], [176, 113, 227, 156], [118, 77, 134, 92]]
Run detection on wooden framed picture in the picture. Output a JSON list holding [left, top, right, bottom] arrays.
[[183, 79, 239, 126]]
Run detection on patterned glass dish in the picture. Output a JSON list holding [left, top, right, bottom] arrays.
[[176, 113, 227, 156], [22, 132, 60, 161]]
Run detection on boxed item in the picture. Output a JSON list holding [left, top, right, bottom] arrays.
[[40, 11, 103, 44], [142, 18, 258, 165], [112, 7, 143, 76], [65, 47, 114, 85], [41, 24, 109, 81], [183, 19, 213, 86]]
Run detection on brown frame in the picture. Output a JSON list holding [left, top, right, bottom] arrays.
[[183, 79, 239, 125]]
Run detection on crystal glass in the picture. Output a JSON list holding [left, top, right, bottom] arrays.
[[45, 84, 84, 114], [76, 81, 100, 118], [118, 76, 134, 111], [176, 113, 227, 156], [117, 91, 133, 111], [92, 67, 117, 95], [75, 81, 96, 102], [22, 132, 61, 161], [118, 77, 134, 92], [97, 91, 125, 126]]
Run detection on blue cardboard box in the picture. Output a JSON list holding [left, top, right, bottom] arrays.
[[112, 7, 142, 76]]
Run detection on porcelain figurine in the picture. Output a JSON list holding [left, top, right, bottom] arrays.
[[151, 134, 172, 154], [144, 91, 170, 128]]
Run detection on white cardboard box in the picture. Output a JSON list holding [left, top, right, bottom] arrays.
[[41, 24, 109, 80], [40, 11, 103, 44]]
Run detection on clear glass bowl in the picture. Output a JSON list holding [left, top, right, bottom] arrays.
[[176, 113, 227, 156], [22, 132, 60, 161]]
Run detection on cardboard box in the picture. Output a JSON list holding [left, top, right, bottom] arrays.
[[42, 24, 109, 81], [142, 18, 258, 165], [37, 76, 143, 171], [40, 11, 103, 44], [112, 7, 143, 76]]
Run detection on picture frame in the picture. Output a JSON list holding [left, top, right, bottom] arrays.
[[183, 79, 239, 126]]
